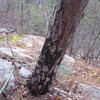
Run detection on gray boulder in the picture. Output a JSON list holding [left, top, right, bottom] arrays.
[[19, 67, 32, 78]]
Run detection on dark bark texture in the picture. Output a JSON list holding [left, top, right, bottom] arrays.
[[28, 0, 89, 96]]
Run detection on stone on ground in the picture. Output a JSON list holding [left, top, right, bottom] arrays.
[[19, 67, 32, 78]]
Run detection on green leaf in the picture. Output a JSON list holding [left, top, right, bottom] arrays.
[[59, 65, 71, 73], [0, 69, 14, 94]]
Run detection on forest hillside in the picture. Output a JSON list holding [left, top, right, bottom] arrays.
[[0, 0, 100, 100]]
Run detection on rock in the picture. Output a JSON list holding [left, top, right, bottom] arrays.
[[19, 67, 32, 78], [0, 47, 33, 60], [61, 55, 75, 67], [0, 48, 14, 57], [22, 35, 45, 49], [76, 83, 100, 99], [37, 40, 44, 47], [63, 55, 75, 64], [0, 28, 6, 33], [26, 41, 33, 48], [0, 58, 14, 81], [15, 62, 21, 68], [4, 74, 15, 88]]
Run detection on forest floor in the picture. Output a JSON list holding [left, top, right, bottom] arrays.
[[0, 33, 100, 100]]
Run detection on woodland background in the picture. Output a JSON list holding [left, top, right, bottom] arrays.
[[0, 0, 100, 65], [0, 0, 100, 99]]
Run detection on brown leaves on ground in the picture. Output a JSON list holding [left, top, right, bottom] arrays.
[[63, 60, 100, 87], [0, 35, 100, 99]]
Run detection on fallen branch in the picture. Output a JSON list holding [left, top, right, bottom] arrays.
[[53, 87, 68, 97], [53, 87, 67, 94]]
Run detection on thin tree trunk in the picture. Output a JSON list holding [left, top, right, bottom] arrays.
[[20, 2, 24, 31], [28, 0, 89, 96], [44, 10, 49, 34]]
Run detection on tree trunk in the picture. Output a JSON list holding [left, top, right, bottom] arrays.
[[28, 0, 89, 96]]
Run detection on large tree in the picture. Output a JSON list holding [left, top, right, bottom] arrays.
[[28, 0, 89, 96]]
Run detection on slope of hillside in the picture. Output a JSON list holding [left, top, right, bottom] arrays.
[[0, 34, 100, 99]]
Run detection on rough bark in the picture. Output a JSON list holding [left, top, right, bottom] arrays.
[[28, 0, 89, 96]]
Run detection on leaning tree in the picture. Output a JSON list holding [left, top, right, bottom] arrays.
[[28, 0, 89, 96]]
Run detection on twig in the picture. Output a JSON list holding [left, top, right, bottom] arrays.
[[53, 87, 68, 97], [5, 33, 15, 66], [6, 33, 15, 57], [53, 87, 67, 94]]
